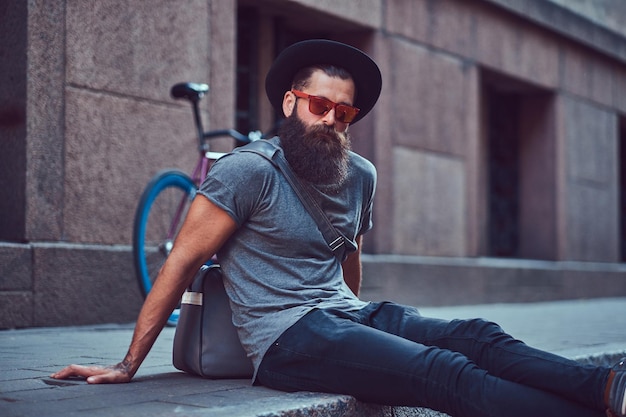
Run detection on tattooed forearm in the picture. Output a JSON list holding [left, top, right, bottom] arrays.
[[111, 353, 134, 376]]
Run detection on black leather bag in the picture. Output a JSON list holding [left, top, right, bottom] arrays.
[[172, 264, 253, 378]]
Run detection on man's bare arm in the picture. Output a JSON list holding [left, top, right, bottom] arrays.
[[342, 235, 363, 297], [51, 196, 237, 383]]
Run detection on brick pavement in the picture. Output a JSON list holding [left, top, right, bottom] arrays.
[[2, 297, 626, 417]]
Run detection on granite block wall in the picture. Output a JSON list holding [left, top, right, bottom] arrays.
[[378, 0, 626, 262], [0, 242, 144, 329], [0, 0, 237, 328], [2, 0, 626, 328]]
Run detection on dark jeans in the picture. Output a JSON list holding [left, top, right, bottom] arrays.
[[257, 302, 610, 417]]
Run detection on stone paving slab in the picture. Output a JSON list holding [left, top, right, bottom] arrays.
[[2, 298, 626, 417]]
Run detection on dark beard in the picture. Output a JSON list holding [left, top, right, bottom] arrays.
[[278, 114, 351, 193]]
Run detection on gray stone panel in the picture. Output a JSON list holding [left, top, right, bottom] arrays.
[[0, 243, 33, 328], [384, 0, 430, 45], [566, 184, 619, 261], [65, 0, 210, 103], [426, 0, 478, 58], [24, 0, 66, 241], [32, 243, 142, 327], [360, 255, 626, 307], [558, 40, 622, 112], [0, 291, 33, 329], [368, 34, 395, 254], [361, 261, 487, 307], [565, 99, 617, 184], [207, 0, 237, 142], [0, 243, 32, 291], [392, 148, 466, 257], [390, 40, 469, 157], [63, 88, 195, 245], [474, 4, 560, 89], [562, 97, 619, 261]]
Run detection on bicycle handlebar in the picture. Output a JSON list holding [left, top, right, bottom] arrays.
[[203, 129, 252, 144], [171, 82, 275, 153]]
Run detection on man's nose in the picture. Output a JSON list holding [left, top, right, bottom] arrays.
[[321, 108, 336, 126]]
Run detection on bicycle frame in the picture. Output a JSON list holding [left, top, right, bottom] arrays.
[[164, 146, 227, 242], [134, 82, 267, 316], [165, 139, 251, 276], [165, 83, 252, 245]]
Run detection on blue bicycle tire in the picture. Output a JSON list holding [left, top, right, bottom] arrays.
[[132, 170, 197, 306]]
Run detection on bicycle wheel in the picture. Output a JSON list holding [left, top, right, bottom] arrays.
[[133, 170, 197, 322]]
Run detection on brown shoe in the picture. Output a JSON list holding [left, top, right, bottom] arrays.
[[606, 358, 626, 417]]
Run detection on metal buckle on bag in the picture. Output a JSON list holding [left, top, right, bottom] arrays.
[[181, 291, 203, 306], [329, 236, 344, 252]]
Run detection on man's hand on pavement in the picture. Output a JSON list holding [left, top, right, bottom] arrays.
[[50, 363, 132, 384]]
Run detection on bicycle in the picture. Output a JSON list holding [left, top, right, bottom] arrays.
[[132, 82, 261, 325]]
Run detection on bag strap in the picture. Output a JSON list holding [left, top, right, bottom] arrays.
[[237, 139, 346, 262]]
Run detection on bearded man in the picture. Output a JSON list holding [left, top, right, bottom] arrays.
[[53, 40, 626, 417]]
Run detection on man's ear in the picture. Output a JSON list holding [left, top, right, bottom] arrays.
[[282, 91, 295, 117]]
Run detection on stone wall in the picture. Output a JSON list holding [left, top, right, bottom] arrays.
[[367, 0, 626, 259], [2, 0, 626, 328]]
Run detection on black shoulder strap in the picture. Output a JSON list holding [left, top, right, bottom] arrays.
[[238, 139, 346, 262]]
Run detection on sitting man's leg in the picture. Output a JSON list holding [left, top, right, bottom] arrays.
[[366, 301, 610, 411], [257, 305, 606, 417]]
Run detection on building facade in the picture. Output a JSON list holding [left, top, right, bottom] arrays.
[[1, 0, 626, 328]]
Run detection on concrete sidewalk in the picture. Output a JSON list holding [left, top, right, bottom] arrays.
[[2, 297, 626, 417]]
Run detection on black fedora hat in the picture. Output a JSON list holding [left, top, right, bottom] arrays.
[[265, 39, 382, 124]]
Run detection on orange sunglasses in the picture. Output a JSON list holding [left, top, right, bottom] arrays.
[[291, 90, 360, 123]]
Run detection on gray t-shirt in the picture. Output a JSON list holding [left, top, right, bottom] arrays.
[[197, 138, 376, 379]]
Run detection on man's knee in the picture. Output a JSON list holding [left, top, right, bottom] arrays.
[[451, 317, 508, 340]]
